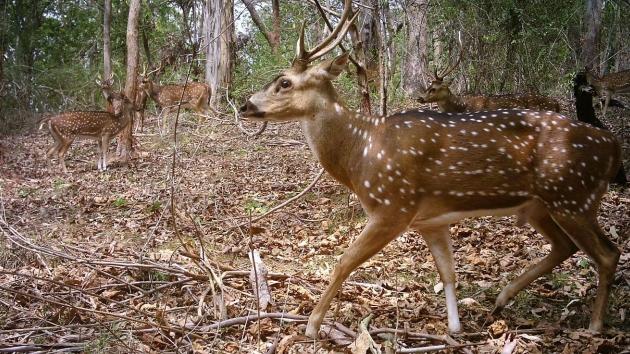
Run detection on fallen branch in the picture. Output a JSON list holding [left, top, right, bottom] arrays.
[[249, 249, 273, 311]]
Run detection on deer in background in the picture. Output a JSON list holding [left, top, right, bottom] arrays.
[[39, 91, 134, 172], [417, 39, 561, 113], [240, 0, 621, 337], [97, 74, 148, 132], [585, 66, 630, 117], [139, 66, 211, 133]]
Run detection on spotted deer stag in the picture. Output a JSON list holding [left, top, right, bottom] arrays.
[[39, 91, 134, 172], [240, 0, 621, 338], [97, 74, 149, 132], [417, 41, 560, 113], [585, 67, 630, 117], [139, 67, 211, 132]]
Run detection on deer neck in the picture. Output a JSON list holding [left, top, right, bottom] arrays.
[[438, 92, 467, 113], [300, 102, 369, 190]]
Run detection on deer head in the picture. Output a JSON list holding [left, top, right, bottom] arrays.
[[96, 72, 115, 101], [240, 0, 357, 122]]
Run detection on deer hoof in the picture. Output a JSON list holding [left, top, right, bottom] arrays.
[[305, 322, 320, 339]]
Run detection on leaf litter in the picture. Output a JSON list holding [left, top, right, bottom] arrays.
[[0, 108, 628, 353]]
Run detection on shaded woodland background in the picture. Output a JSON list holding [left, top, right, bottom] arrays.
[[0, 0, 629, 353], [1, 0, 629, 130]]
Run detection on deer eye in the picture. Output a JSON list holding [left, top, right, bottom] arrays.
[[279, 79, 292, 89]]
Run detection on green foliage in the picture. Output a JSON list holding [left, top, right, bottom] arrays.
[[112, 197, 128, 208], [244, 198, 269, 215], [1, 0, 628, 132]]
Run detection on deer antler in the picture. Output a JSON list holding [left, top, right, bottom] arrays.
[[293, 0, 358, 71], [141, 63, 162, 78], [95, 72, 115, 87], [434, 31, 463, 81]]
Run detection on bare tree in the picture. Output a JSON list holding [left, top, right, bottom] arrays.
[[0, 0, 6, 84], [241, 0, 280, 53], [402, 0, 429, 97], [205, 0, 234, 106], [310, 0, 372, 114], [103, 0, 112, 80], [118, 0, 141, 160], [582, 0, 603, 69]]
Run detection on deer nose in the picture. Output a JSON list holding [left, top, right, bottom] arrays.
[[239, 100, 254, 114], [240, 100, 265, 118]]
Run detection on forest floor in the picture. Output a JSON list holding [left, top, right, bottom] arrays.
[[0, 102, 628, 354]]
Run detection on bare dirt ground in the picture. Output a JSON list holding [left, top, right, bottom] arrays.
[[0, 103, 628, 353]]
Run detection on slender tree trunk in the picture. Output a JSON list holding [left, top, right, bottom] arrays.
[[241, 0, 280, 53], [371, 0, 387, 115], [402, 0, 429, 97], [348, 15, 372, 115], [118, 0, 141, 160], [582, 0, 603, 70], [0, 0, 5, 84], [205, 0, 234, 106], [103, 0, 112, 80], [612, 9, 629, 71], [141, 20, 152, 68], [270, 0, 280, 51]]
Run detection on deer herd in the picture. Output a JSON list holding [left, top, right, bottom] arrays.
[[37, 0, 626, 340]]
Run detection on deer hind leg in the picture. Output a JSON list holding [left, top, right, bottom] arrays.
[[45, 126, 64, 166], [602, 91, 611, 117], [417, 226, 461, 333], [46, 141, 61, 166], [57, 138, 73, 174], [100, 135, 111, 171], [305, 218, 409, 338], [548, 212, 619, 332], [494, 207, 577, 313]]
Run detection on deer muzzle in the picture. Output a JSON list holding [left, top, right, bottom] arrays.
[[239, 100, 266, 119]]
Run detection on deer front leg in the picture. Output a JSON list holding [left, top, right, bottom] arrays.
[[306, 218, 409, 338], [602, 90, 611, 117], [100, 135, 110, 171], [417, 226, 461, 334]]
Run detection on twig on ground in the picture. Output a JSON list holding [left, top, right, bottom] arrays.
[[227, 168, 325, 232]]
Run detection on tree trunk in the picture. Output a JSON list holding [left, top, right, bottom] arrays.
[[348, 16, 372, 115], [241, 0, 280, 53], [0, 0, 5, 84], [141, 20, 152, 68], [371, 0, 387, 116], [205, 0, 234, 106], [402, 0, 429, 97], [118, 0, 141, 160], [103, 0, 112, 80], [582, 0, 603, 69]]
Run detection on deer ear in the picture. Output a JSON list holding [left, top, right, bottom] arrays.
[[313, 52, 350, 80]]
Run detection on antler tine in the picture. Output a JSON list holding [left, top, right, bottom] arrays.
[[433, 68, 441, 81], [295, 22, 307, 59], [308, 0, 353, 57], [438, 31, 463, 80], [294, 0, 355, 69], [307, 12, 359, 62], [144, 63, 162, 77]]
